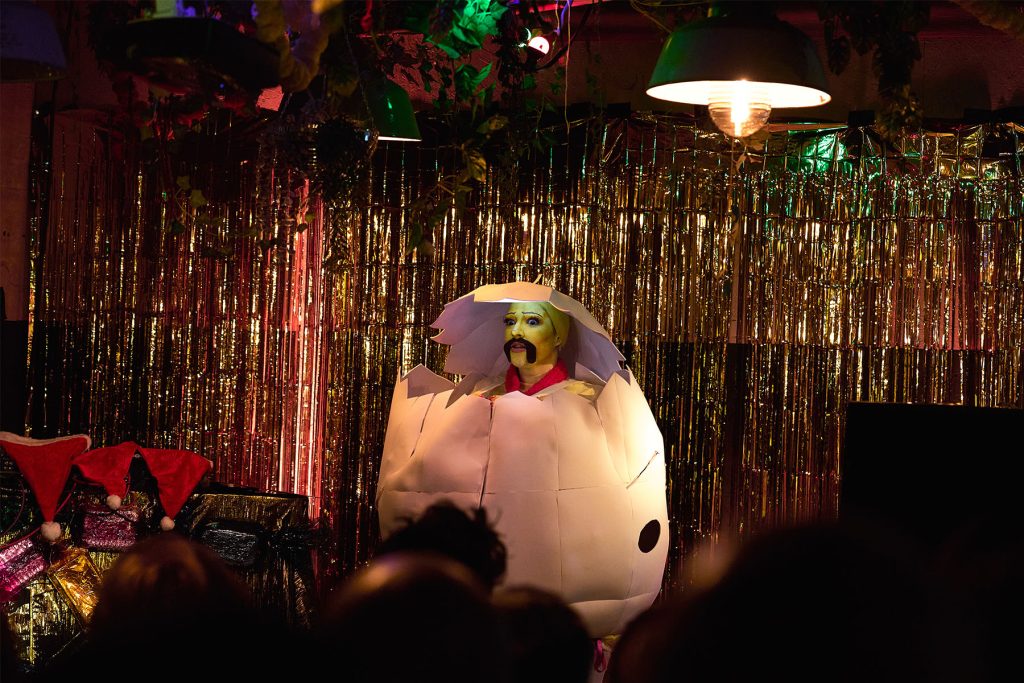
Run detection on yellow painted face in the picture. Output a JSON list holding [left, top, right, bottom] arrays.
[[503, 302, 560, 369]]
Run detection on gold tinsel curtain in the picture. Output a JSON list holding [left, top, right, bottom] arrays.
[[25, 113, 1023, 588]]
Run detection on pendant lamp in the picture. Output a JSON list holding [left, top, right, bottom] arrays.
[[647, 8, 830, 138], [0, 1, 67, 82], [366, 79, 421, 143]]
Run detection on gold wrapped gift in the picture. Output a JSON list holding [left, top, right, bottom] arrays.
[[3, 574, 82, 666], [46, 546, 103, 625]]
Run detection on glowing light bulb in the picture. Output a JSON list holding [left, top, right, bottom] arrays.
[[528, 34, 550, 55], [708, 80, 772, 138]]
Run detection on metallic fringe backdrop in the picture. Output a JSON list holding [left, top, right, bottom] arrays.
[[24, 114, 1024, 590]]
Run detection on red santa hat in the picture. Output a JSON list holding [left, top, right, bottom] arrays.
[[137, 447, 212, 530], [72, 441, 137, 510], [0, 432, 91, 542]]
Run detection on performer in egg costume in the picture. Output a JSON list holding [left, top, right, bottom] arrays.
[[377, 282, 668, 638], [472, 301, 597, 401]]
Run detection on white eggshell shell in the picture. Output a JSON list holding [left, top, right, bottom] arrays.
[[377, 366, 668, 637]]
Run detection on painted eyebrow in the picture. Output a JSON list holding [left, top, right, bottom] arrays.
[[504, 310, 543, 317]]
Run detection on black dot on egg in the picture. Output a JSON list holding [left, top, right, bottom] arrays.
[[638, 519, 660, 553]]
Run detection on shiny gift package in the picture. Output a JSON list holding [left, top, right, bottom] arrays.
[[80, 503, 140, 551], [46, 547, 102, 624], [0, 537, 47, 602], [194, 519, 263, 567]]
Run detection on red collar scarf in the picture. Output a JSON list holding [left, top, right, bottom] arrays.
[[505, 358, 569, 396]]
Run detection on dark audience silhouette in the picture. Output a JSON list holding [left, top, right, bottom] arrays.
[[38, 534, 289, 683], [494, 585, 593, 683], [609, 521, 963, 683], [14, 504, 1013, 683], [375, 500, 508, 591], [319, 552, 507, 683]]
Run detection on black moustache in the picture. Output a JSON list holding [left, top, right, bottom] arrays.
[[504, 338, 537, 364]]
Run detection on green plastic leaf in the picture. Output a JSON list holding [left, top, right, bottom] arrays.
[[455, 63, 492, 99], [189, 189, 208, 209], [454, 187, 468, 214], [176, 175, 192, 191], [405, 224, 423, 255], [455, 64, 479, 99], [426, 0, 507, 59], [476, 114, 508, 135], [436, 42, 462, 59], [476, 63, 492, 86], [450, 26, 469, 44], [465, 149, 487, 181]]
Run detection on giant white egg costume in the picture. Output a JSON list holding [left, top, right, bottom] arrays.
[[377, 282, 668, 637]]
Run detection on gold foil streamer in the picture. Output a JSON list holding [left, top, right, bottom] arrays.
[[24, 112, 1024, 602], [1, 456, 39, 547], [46, 546, 102, 625], [3, 573, 81, 666], [26, 113, 327, 518]]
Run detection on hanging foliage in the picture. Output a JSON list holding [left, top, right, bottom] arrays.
[[333, 0, 561, 255], [818, 1, 931, 139], [82, 0, 1018, 263], [252, 0, 344, 93]]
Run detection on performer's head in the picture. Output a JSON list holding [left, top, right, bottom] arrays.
[[503, 302, 570, 370]]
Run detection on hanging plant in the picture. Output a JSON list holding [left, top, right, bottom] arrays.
[[260, 103, 376, 209], [954, 0, 1024, 39], [252, 0, 344, 92], [329, 0, 542, 256], [80, 2, 587, 262], [818, 1, 931, 139]]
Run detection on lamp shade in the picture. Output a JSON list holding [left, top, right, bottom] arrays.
[[0, 1, 66, 82], [646, 14, 830, 109], [366, 79, 421, 142]]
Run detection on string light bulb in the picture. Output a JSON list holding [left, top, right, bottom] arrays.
[[527, 33, 551, 55]]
